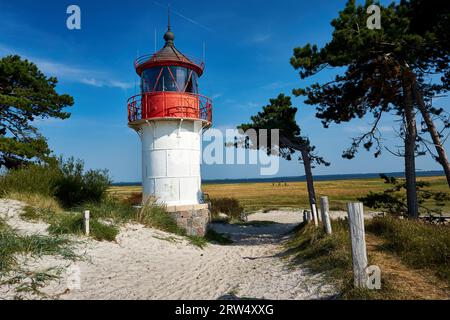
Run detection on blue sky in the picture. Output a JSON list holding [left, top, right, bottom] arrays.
[[0, 0, 448, 182]]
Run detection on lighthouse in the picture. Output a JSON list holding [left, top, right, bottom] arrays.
[[127, 19, 212, 236]]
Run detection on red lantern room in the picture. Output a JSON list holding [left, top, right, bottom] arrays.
[[127, 20, 212, 127]]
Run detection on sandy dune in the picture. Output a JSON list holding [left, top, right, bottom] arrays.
[[0, 200, 335, 300]]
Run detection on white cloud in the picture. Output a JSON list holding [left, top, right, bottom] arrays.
[[261, 81, 296, 90], [211, 93, 223, 100], [249, 33, 272, 44], [0, 44, 133, 89]]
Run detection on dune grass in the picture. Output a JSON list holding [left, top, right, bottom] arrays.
[[0, 217, 79, 298], [47, 211, 119, 242], [367, 216, 450, 284], [0, 219, 78, 275], [7, 192, 63, 214], [285, 216, 450, 299]]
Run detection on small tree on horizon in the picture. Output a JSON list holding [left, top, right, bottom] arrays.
[[0, 55, 74, 169], [237, 93, 330, 216]]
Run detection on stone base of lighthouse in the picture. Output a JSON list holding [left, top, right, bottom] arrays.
[[166, 203, 211, 236]]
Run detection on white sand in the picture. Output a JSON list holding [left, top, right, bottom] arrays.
[[0, 200, 336, 300]]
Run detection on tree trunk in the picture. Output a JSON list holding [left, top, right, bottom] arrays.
[[301, 148, 317, 215], [403, 80, 419, 219], [412, 81, 450, 188]]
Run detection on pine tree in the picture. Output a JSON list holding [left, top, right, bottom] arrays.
[[290, 0, 450, 218], [238, 94, 329, 216], [0, 55, 74, 168]]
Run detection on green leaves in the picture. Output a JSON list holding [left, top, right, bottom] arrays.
[[0, 55, 74, 169], [359, 174, 450, 217], [290, 0, 450, 160], [238, 93, 329, 166]]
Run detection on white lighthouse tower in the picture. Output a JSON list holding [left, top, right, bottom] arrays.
[[127, 19, 212, 235]]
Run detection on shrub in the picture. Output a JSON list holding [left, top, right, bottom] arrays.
[[210, 198, 244, 222], [0, 163, 61, 197], [359, 174, 450, 217], [55, 157, 111, 208], [0, 157, 111, 209]]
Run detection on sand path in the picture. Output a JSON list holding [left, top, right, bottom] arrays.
[[0, 200, 335, 300]]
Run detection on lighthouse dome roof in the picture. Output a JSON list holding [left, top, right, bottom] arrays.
[[134, 27, 204, 76]]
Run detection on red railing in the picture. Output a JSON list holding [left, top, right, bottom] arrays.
[[128, 92, 212, 124]]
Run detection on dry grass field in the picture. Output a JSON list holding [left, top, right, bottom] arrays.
[[109, 176, 449, 213]]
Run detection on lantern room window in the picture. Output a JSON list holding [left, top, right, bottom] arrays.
[[141, 66, 198, 94]]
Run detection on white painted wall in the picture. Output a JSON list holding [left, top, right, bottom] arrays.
[[140, 120, 204, 206]]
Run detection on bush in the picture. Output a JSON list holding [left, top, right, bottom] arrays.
[[0, 163, 61, 197], [0, 157, 111, 208], [210, 198, 244, 222], [55, 157, 111, 208]]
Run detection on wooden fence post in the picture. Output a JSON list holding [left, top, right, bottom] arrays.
[[84, 210, 90, 236], [312, 203, 319, 227], [347, 202, 368, 288], [320, 196, 332, 234]]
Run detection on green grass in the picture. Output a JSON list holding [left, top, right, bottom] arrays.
[[0, 220, 77, 275], [136, 200, 186, 235], [21, 205, 119, 242], [0, 218, 79, 298], [186, 235, 208, 248], [285, 220, 401, 299], [47, 212, 119, 242], [77, 197, 136, 222], [367, 216, 450, 284], [285, 216, 450, 299]]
